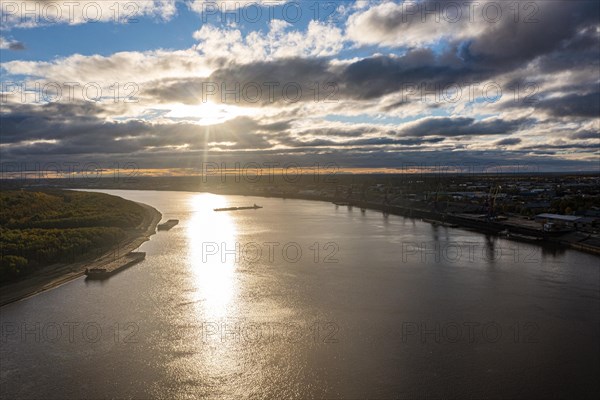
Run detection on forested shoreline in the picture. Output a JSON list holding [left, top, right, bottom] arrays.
[[0, 190, 146, 282]]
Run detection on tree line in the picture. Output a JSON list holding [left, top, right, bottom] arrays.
[[1, 190, 146, 282]]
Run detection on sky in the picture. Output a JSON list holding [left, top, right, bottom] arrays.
[[0, 0, 599, 174]]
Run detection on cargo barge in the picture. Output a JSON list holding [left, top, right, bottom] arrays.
[[214, 204, 263, 212], [422, 218, 459, 228], [157, 219, 179, 230], [85, 252, 146, 280], [499, 230, 543, 243]]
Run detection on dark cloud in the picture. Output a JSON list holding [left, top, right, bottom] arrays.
[[348, 0, 599, 71], [3, 145, 596, 173], [495, 138, 522, 146], [458, 1, 597, 69], [1, 1, 598, 172], [2, 98, 595, 171], [0, 36, 25, 50], [520, 142, 600, 151], [142, 58, 338, 106], [339, 51, 481, 100], [277, 135, 445, 148], [0, 102, 277, 154], [143, 50, 485, 107], [8, 41, 25, 50], [535, 25, 600, 74], [295, 127, 379, 138], [399, 117, 533, 137], [141, 1, 598, 117], [143, 77, 208, 104], [570, 130, 599, 140], [533, 92, 600, 118]]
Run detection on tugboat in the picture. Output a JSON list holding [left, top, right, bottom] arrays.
[[158, 219, 179, 231], [85, 268, 109, 279], [440, 222, 459, 228], [499, 229, 543, 243], [214, 204, 263, 212], [422, 218, 439, 226]]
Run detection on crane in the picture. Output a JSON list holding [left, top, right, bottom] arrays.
[[486, 185, 502, 221]]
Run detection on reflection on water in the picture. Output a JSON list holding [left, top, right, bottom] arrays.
[[179, 194, 243, 394], [187, 194, 238, 320], [0, 190, 598, 399]]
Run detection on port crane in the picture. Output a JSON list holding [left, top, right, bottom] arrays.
[[383, 185, 392, 207], [432, 182, 446, 212], [359, 182, 368, 212], [360, 182, 368, 202], [486, 185, 502, 221], [378, 184, 392, 217]]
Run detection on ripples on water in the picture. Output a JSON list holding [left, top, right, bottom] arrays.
[[1, 190, 598, 399]]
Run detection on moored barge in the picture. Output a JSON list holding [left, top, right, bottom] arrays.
[[85, 252, 146, 280], [157, 219, 179, 230]]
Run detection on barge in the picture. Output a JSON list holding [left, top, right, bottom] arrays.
[[157, 219, 179, 230], [422, 218, 458, 228], [85, 252, 146, 280], [333, 202, 351, 206], [214, 204, 263, 212]]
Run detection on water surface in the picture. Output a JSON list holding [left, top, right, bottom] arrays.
[[1, 190, 598, 399]]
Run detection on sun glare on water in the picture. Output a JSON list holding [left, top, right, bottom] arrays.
[[186, 194, 238, 319]]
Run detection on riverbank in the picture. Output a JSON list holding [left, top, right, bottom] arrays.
[[89, 187, 600, 255], [218, 191, 600, 256], [0, 201, 161, 307], [313, 196, 600, 255], [50, 186, 600, 256]]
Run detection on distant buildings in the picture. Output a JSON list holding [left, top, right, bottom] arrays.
[[535, 213, 598, 232]]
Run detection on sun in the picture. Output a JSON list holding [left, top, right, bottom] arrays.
[[164, 102, 258, 125]]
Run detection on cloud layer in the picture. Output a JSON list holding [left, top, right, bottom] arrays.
[[1, 0, 598, 171]]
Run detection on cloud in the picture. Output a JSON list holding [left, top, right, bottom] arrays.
[[460, 1, 599, 69], [1, 1, 177, 28], [1, 49, 209, 83], [193, 19, 345, 63], [398, 116, 532, 138], [1, 1, 598, 172], [570, 130, 599, 140], [0, 36, 25, 50], [140, 49, 487, 109], [494, 138, 522, 146], [346, 1, 478, 48], [0, 100, 277, 154], [346, 1, 599, 59], [187, 0, 288, 14], [278, 135, 446, 148], [1, 101, 597, 171], [534, 92, 600, 118]]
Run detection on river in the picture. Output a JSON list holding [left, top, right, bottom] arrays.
[[1, 190, 598, 399]]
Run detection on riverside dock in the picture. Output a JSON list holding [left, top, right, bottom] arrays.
[[327, 199, 600, 255]]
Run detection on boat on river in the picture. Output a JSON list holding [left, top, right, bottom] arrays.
[[85, 252, 146, 280], [214, 204, 263, 212], [157, 219, 179, 230]]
